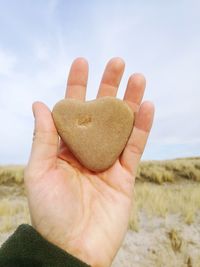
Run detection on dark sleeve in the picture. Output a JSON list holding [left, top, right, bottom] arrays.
[[0, 224, 91, 267]]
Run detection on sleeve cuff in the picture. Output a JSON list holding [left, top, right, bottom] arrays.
[[0, 224, 90, 267]]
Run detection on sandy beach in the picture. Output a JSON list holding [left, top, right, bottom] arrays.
[[0, 160, 200, 267]]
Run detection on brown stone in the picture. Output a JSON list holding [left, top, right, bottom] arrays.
[[52, 96, 134, 172]]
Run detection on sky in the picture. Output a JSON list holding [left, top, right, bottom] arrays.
[[0, 0, 200, 164]]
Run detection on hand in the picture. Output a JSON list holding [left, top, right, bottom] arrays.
[[24, 58, 154, 267]]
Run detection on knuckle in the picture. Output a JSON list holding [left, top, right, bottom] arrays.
[[33, 131, 58, 146], [127, 142, 143, 156]]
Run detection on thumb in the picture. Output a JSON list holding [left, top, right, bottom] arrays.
[[27, 102, 59, 172]]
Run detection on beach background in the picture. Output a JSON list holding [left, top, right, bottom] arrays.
[[0, 1, 200, 266], [1, 158, 200, 267]]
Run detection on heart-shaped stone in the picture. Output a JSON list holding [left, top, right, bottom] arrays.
[[52, 96, 134, 172]]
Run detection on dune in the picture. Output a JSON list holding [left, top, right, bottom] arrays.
[[0, 157, 200, 266]]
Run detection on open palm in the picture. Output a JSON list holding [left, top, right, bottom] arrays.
[[24, 58, 154, 267]]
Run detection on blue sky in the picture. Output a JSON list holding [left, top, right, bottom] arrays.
[[0, 0, 200, 164]]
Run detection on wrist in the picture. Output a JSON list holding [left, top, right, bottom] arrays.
[[63, 244, 112, 267]]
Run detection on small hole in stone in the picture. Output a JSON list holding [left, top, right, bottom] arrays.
[[77, 115, 92, 127]]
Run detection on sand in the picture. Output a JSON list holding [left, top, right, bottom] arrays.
[[112, 212, 200, 267], [0, 181, 200, 267]]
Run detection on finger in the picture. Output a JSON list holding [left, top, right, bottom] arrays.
[[60, 58, 88, 151], [96, 57, 125, 98], [123, 73, 146, 112], [65, 57, 89, 100], [26, 102, 59, 174], [120, 101, 155, 176]]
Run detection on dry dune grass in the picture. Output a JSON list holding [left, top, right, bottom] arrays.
[[0, 165, 24, 185], [0, 199, 30, 232], [128, 157, 200, 231], [0, 158, 200, 231], [137, 157, 200, 184], [0, 158, 200, 266], [1, 157, 200, 184], [129, 180, 200, 231], [0, 165, 29, 237]]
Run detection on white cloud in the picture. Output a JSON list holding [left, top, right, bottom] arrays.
[[0, 1, 199, 163], [0, 49, 17, 76]]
